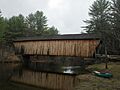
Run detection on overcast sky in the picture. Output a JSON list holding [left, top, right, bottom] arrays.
[[0, 0, 95, 34]]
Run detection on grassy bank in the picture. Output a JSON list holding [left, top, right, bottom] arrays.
[[75, 62, 120, 90]]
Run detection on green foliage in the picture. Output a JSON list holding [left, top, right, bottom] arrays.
[[8, 14, 26, 36], [84, 0, 111, 34], [83, 0, 114, 54], [108, 0, 120, 54], [25, 11, 58, 36], [111, 0, 120, 40], [0, 12, 8, 42], [43, 26, 59, 35], [0, 10, 59, 45], [83, 0, 120, 54], [26, 11, 48, 35], [4, 14, 27, 45]]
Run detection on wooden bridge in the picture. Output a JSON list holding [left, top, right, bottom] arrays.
[[14, 34, 100, 57]]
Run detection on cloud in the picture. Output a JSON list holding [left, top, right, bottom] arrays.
[[47, 0, 94, 34], [48, 0, 64, 9]]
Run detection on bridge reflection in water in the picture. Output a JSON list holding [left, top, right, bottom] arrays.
[[11, 62, 89, 90]]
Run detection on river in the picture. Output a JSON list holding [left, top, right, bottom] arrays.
[[0, 63, 46, 90]]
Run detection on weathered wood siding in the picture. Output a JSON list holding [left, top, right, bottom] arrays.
[[11, 69, 79, 90], [14, 40, 100, 57]]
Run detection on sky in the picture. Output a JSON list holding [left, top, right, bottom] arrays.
[[0, 0, 95, 34]]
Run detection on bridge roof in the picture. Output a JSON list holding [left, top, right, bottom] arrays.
[[14, 34, 100, 42]]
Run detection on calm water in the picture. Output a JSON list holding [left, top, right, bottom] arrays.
[[0, 63, 88, 90], [29, 62, 87, 75], [0, 63, 46, 90], [0, 82, 46, 90]]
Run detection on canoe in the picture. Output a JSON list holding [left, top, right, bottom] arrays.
[[93, 71, 113, 78]]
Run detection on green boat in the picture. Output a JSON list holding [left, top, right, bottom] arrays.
[[93, 71, 113, 78]]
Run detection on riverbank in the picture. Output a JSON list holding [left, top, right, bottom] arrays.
[[75, 62, 120, 90]]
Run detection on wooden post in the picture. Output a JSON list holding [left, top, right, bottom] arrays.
[[105, 44, 108, 69], [1, 43, 4, 64]]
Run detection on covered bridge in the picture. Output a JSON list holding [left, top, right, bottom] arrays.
[[14, 34, 100, 58]]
